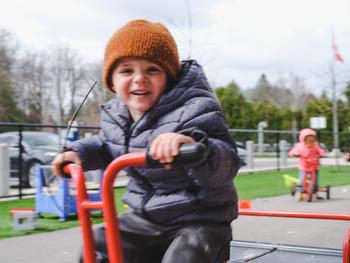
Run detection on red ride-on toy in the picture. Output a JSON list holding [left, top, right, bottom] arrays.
[[63, 143, 228, 263], [290, 157, 330, 202], [62, 144, 350, 263]]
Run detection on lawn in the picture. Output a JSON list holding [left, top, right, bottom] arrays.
[[236, 166, 350, 199], [0, 188, 127, 239], [1, 166, 349, 238]]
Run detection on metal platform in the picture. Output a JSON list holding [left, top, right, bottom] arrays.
[[229, 240, 342, 262]]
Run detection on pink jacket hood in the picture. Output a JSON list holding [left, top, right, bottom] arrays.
[[298, 128, 317, 143]]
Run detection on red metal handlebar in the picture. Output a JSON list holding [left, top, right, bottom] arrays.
[[64, 152, 146, 263]]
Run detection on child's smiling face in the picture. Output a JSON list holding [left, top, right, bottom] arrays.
[[111, 57, 167, 121]]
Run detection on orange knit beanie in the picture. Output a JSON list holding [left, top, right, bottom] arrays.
[[103, 19, 180, 92]]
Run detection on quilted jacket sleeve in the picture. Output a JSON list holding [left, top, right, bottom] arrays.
[[178, 95, 240, 188], [69, 131, 112, 171]]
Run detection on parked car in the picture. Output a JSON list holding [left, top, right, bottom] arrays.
[[235, 141, 247, 166], [0, 131, 60, 187]]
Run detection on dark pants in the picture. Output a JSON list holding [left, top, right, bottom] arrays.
[[81, 213, 232, 263]]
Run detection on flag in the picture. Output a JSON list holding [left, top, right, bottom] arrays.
[[332, 36, 344, 63]]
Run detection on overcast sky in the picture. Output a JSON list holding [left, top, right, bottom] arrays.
[[1, 0, 349, 94]]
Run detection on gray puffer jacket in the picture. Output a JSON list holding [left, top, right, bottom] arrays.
[[70, 60, 240, 225]]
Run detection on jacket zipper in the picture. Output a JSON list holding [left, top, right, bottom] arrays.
[[122, 114, 155, 215]]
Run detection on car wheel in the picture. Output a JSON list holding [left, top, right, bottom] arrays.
[[25, 161, 42, 188]]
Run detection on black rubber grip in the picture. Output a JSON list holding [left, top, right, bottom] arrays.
[[146, 142, 207, 167]]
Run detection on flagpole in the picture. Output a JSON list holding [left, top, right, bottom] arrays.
[[331, 28, 340, 167], [330, 60, 340, 167]]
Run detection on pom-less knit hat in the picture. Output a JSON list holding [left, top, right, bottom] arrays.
[[103, 19, 180, 92]]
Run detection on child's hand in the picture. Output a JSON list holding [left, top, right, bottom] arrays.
[[51, 151, 82, 177], [149, 133, 195, 169]]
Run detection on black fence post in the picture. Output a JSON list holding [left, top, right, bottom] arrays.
[[317, 130, 321, 142], [18, 124, 23, 199]]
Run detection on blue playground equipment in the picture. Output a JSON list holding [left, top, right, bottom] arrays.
[[35, 164, 102, 221]]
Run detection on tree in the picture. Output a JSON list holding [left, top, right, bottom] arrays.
[[342, 81, 350, 133], [78, 61, 113, 126], [13, 51, 52, 123], [0, 76, 28, 122], [276, 73, 315, 110], [0, 29, 28, 123], [46, 45, 87, 125], [0, 29, 17, 75], [302, 96, 332, 128], [253, 102, 283, 130], [277, 73, 316, 131], [245, 74, 294, 108], [215, 81, 255, 129], [344, 81, 350, 104], [280, 107, 295, 131], [302, 96, 332, 147]]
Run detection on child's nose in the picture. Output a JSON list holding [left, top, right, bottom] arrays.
[[134, 71, 146, 83]]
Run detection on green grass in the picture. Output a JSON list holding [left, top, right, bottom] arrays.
[[0, 188, 127, 239], [236, 166, 350, 200], [1, 166, 350, 239]]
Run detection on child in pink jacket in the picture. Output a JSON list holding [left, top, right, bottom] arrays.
[[289, 128, 325, 200]]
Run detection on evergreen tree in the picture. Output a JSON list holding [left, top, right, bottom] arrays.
[[215, 81, 255, 129], [344, 81, 350, 104]]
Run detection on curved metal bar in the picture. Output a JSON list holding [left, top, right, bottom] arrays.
[[239, 209, 350, 220], [65, 164, 97, 263], [239, 209, 350, 262], [101, 152, 146, 263], [343, 227, 350, 263]]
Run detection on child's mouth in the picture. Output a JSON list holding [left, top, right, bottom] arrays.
[[131, 90, 149, 96]]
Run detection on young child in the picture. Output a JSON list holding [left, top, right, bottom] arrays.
[[288, 128, 325, 200], [52, 19, 240, 263]]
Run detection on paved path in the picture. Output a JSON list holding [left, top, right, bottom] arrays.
[[232, 184, 350, 249], [0, 185, 349, 263]]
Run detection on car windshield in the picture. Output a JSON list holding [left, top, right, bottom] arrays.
[[22, 133, 60, 146]]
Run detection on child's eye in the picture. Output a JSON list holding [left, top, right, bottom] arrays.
[[147, 67, 162, 73], [118, 68, 133, 74]]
